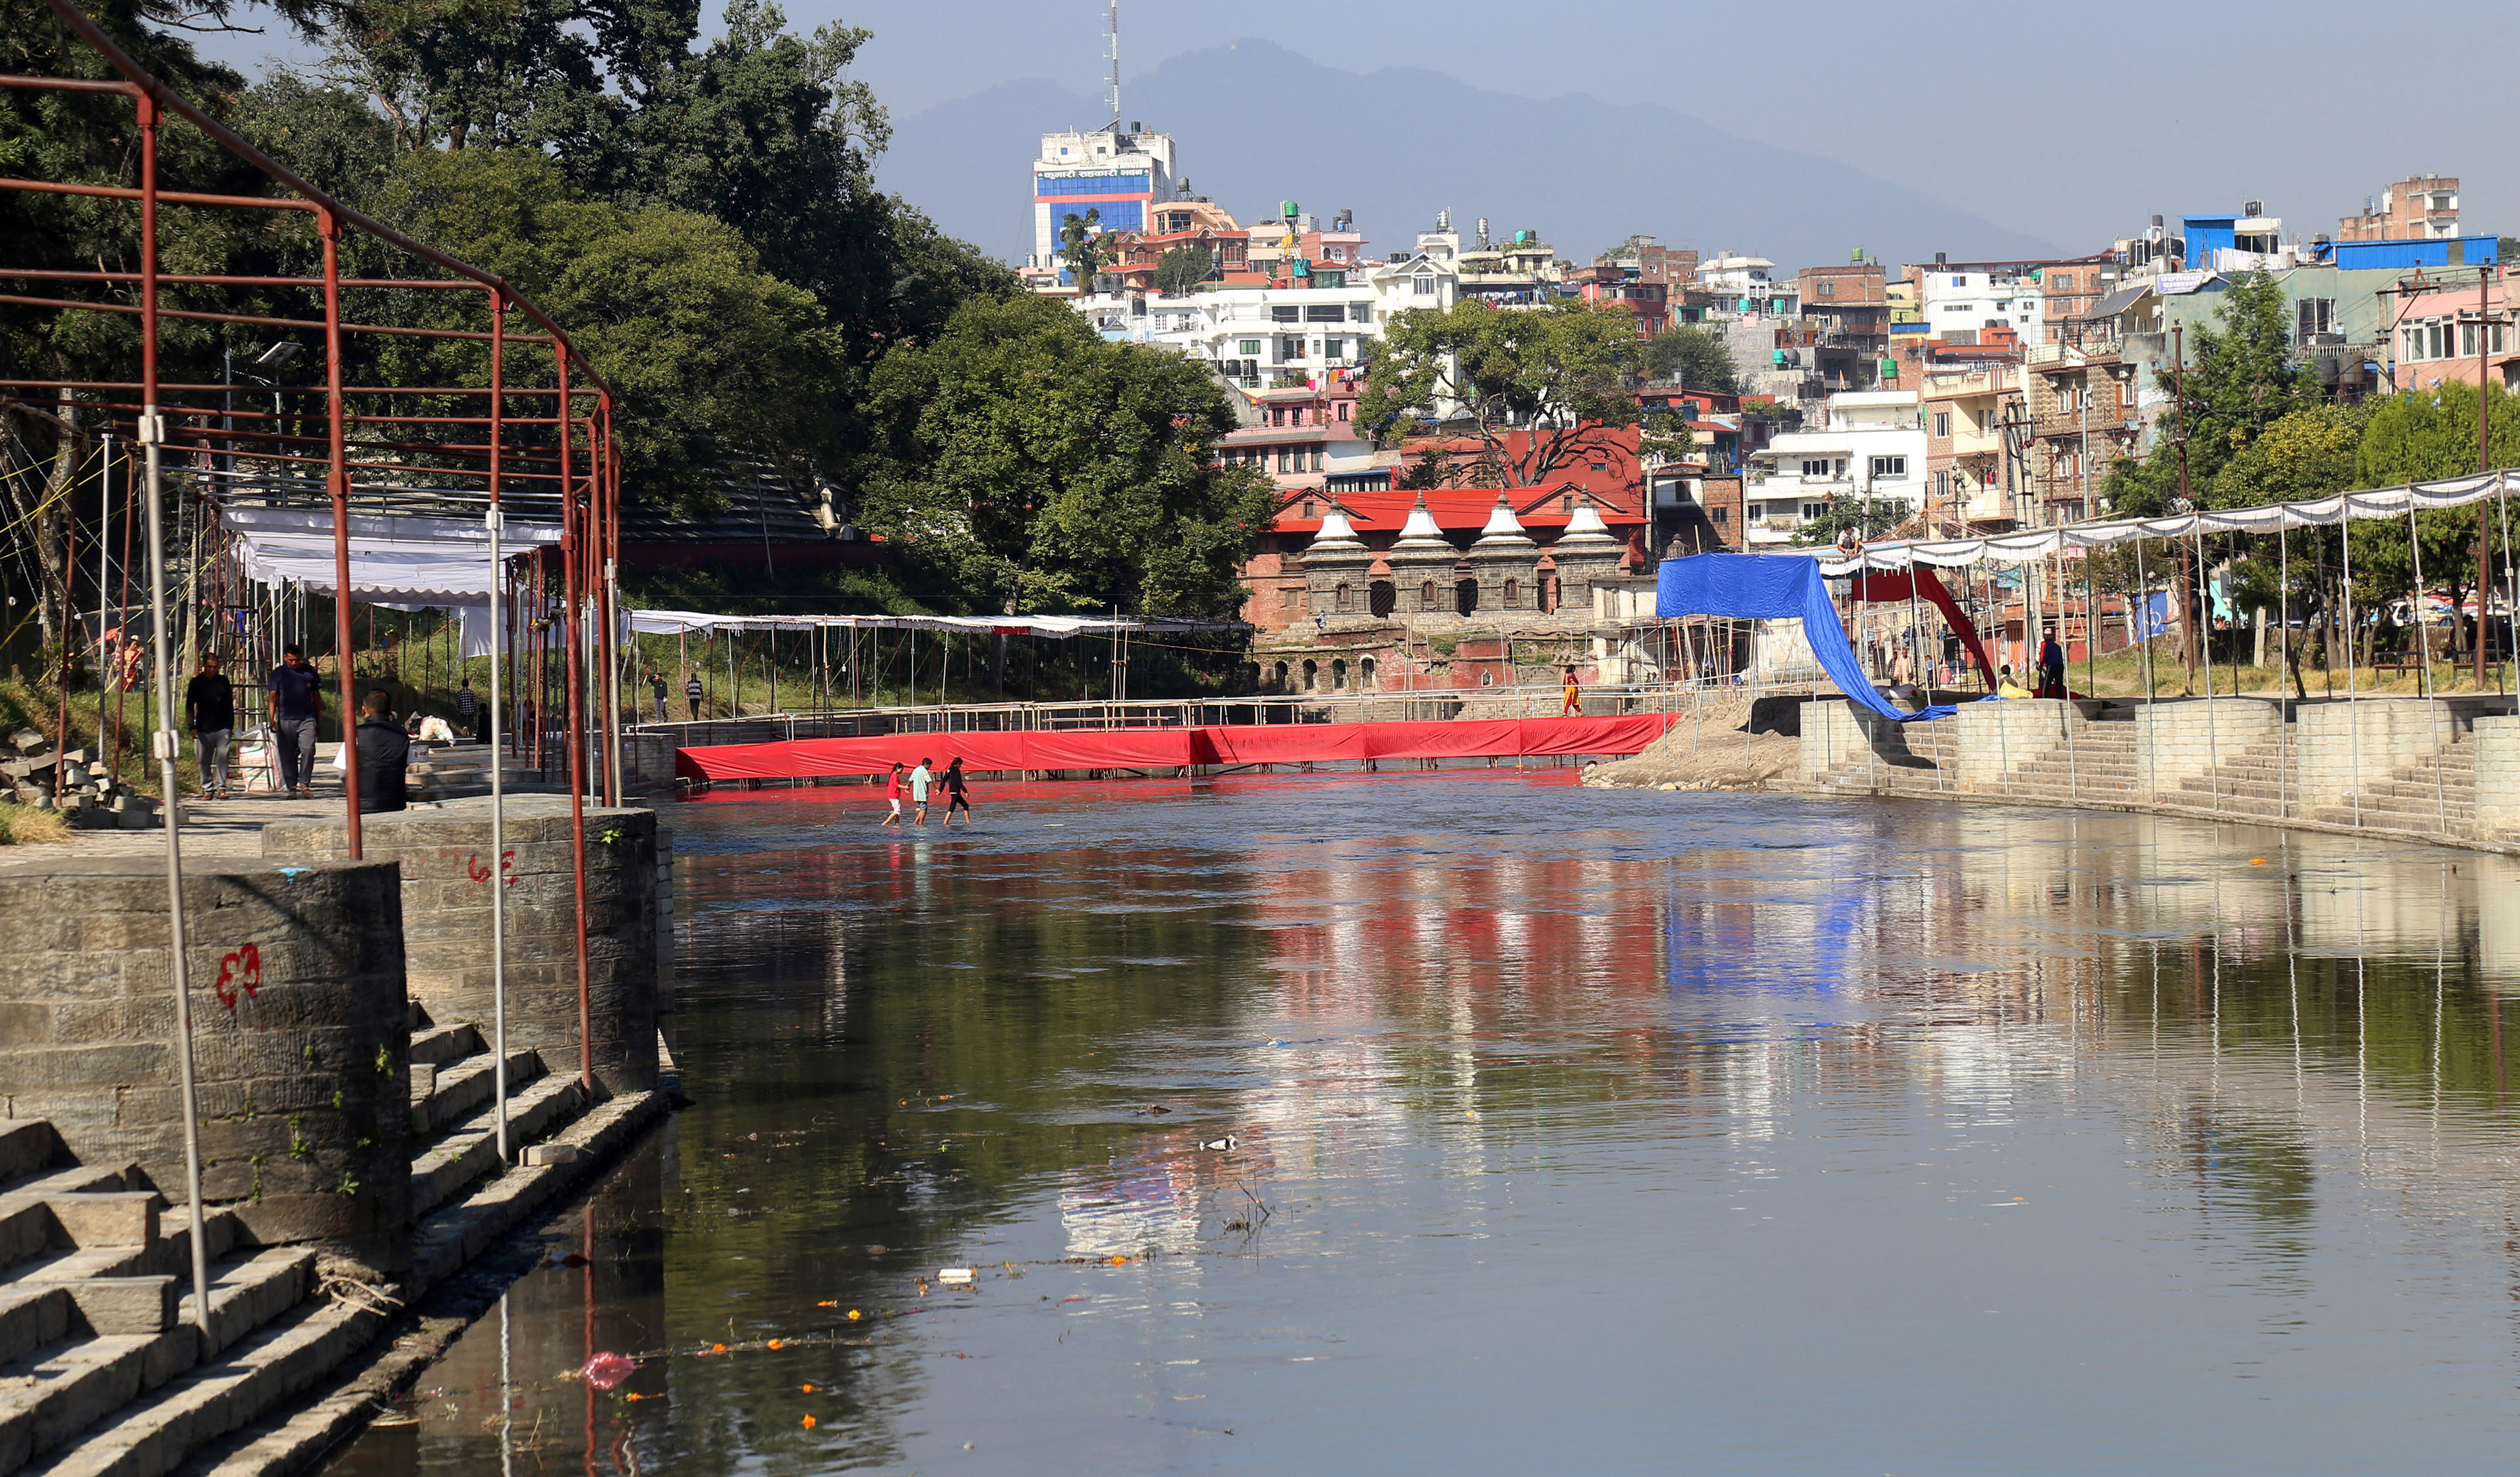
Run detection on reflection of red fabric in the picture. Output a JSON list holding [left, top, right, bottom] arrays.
[[672, 714, 1684, 783], [1848, 568, 1995, 683]]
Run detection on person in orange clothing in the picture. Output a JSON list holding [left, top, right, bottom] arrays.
[[1560, 665, 1582, 716]]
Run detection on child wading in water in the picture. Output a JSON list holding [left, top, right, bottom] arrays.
[[943, 757, 973, 825], [880, 761, 905, 826]]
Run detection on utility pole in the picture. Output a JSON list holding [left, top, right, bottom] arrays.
[[2477, 262, 2494, 687], [2173, 323, 2196, 690]]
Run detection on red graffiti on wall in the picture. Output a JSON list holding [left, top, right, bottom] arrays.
[[465, 851, 522, 888], [213, 942, 261, 1010]]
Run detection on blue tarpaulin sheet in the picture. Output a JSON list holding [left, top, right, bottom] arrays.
[[1656, 552, 1957, 722]]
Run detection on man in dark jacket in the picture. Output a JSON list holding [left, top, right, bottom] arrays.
[[184, 652, 235, 798], [354, 689, 411, 814], [2038, 635, 2068, 699]]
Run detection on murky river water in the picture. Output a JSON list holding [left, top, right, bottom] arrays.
[[332, 773, 2520, 1475]]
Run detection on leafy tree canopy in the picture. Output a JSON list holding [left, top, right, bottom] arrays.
[[1359, 300, 1643, 486], [858, 295, 1274, 618], [1153, 243, 1211, 297], [1639, 324, 1741, 394], [2102, 270, 2317, 516]]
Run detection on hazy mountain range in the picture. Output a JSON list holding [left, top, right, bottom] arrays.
[[882, 40, 2057, 275]]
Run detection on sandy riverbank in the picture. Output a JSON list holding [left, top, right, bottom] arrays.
[[1581, 700, 1801, 790]]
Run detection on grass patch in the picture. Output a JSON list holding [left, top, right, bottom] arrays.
[[0, 805, 71, 845]]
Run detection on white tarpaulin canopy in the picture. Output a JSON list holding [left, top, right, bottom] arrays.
[[223, 507, 563, 603], [1817, 470, 2520, 574]]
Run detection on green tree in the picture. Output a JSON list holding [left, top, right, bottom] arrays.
[[1152, 243, 1211, 297], [1057, 209, 1107, 288], [371, 148, 844, 514], [1638, 324, 1741, 393], [2344, 383, 2520, 655], [2102, 270, 2319, 517], [858, 295, 1276, 618], [1358, 300, 1643, 485]]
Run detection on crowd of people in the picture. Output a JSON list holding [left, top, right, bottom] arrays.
[[177, 645, 477, 813]]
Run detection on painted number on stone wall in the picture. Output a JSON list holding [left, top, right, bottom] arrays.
[[213, 942, 261, 1011], [465, 850, 521, 887]]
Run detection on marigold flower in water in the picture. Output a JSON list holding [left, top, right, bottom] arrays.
[[847, 1309, 862, 1321], [802, 1415, 817, 1429]]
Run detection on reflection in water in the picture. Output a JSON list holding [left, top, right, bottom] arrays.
[[329, 774, 2520, 1476]]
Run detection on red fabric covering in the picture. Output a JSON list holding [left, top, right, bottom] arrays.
[[673, 714, 1683, 784], [1848, 566, 1996, 683]]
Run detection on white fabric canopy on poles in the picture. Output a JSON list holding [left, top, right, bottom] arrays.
[[222, 507, 563, 604], [1819, 470, 2518, 574]]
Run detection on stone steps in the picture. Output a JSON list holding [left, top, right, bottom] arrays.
[[409, 1048, 540, 1138], [408, 1069, 585, 1220]]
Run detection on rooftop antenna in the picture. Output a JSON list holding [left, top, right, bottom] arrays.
[[1106, 0, 1120, 125]]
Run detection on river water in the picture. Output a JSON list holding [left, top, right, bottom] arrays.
[[331, 773, 2520, 1475]]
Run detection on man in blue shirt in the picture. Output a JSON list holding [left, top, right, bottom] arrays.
[[268, 645, 323, 799]]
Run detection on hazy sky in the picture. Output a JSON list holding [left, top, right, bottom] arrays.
[[196, 0, 2518, 254]]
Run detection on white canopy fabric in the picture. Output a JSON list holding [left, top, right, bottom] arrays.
[[624, 609, 1244, 637], [1817, 470, 2519, 574], [223, 507, 563, 603]]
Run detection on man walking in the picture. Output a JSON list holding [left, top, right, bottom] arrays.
[[455, 678, 481, 742], [184, 652, 235, 799], [650, 672, 668, 722], [943, 756, 973, 826], [2038, 633, 2067, 700], [909, 756, 933, 826], [684, 672, 705, 722], [268, 645, 322, 799], [354, 689, 411, 814]]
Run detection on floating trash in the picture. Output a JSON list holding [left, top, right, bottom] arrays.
[[938, 1268, 975, 1285], [1200, 1135, 1238, 1151], [582, 1351, 635, 1391]]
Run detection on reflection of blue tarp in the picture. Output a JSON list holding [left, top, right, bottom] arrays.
[[1656, 553, 1955, 722]]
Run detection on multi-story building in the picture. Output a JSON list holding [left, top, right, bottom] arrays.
[[1795, 260, 1891, 383], [1921, 364, 2026, 532], [1246, 207, 1370, 287], [2036, 257, 2127, 345], [1911, 255, 2052, 346], [2386, 275, 2517, 392], [1698, 253, 1797, 317], [1565, 263, 1670, 334], [1597, 235, 1698, 288], [1737, 391, 1925, 545], [1030, 122, 1178, 281], [1096, 198, 1249, 295], [2023, 344, 2138, 524], [2339, 175, 2461, 243]]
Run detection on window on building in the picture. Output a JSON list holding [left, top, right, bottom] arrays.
[[1502, 578, 1520, 607], [1300, 499, 1315, 517], [1932, 411, 1952, 438], [1330, 659, 1348, 690], [1239, 338, 1261, 356], [1562, 494, 1576, 513], [1711, 507, 1729, 525], [1952, 275, 1967, 287], [1338, 402, 1352, 421], [1335, 583, 1353, 613], [1834, 457, 1848, 477], [1934, 470, 1950, 499], [1420, 581, 1439, 610], [1801, 458, 1831, 478], [1305, 305, 1345, 322], [1324, 337, 1346, 359], [1278, 588, 1299, 611], [1302, 660, 1317, 691], [2297, 297, 2335, 340], [1310, 448, 1324, 472], [1352, 305, 1371, 323], [1816, 279, 1835, 297], [1870, 455, 1907, 479], [1271, 305, 1299, 322], [1281, 335, 1305, 359], [1276, 450, 1292, 474], [1801, 502, 1827, 519], [1414, 272, 1436, 295]]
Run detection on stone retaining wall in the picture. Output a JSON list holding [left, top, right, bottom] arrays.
[[2294, 698, 2455, 811], [262, 798, 660, 1099], [0, 857, 411, 1276], [2474, 715, 2520, 838], [1953, 699, 2078, 792], [2133, 699, 2285, 803]]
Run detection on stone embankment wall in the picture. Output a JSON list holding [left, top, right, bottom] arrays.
[[2292, 697, 2455, 811], [0, 857, 411, 1275], [262, 797, 661, 1096], [2132, 700, 2283, 803]]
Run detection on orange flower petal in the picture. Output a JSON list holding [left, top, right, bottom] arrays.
[[802, 1414, 817, 1429]]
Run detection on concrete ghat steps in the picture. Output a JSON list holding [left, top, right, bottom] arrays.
[[408, 1073, 583, 1219]]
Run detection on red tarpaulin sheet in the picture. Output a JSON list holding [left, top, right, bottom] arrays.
[[674, 714, 1683, 785], [1848, 567, 1996, 684]]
